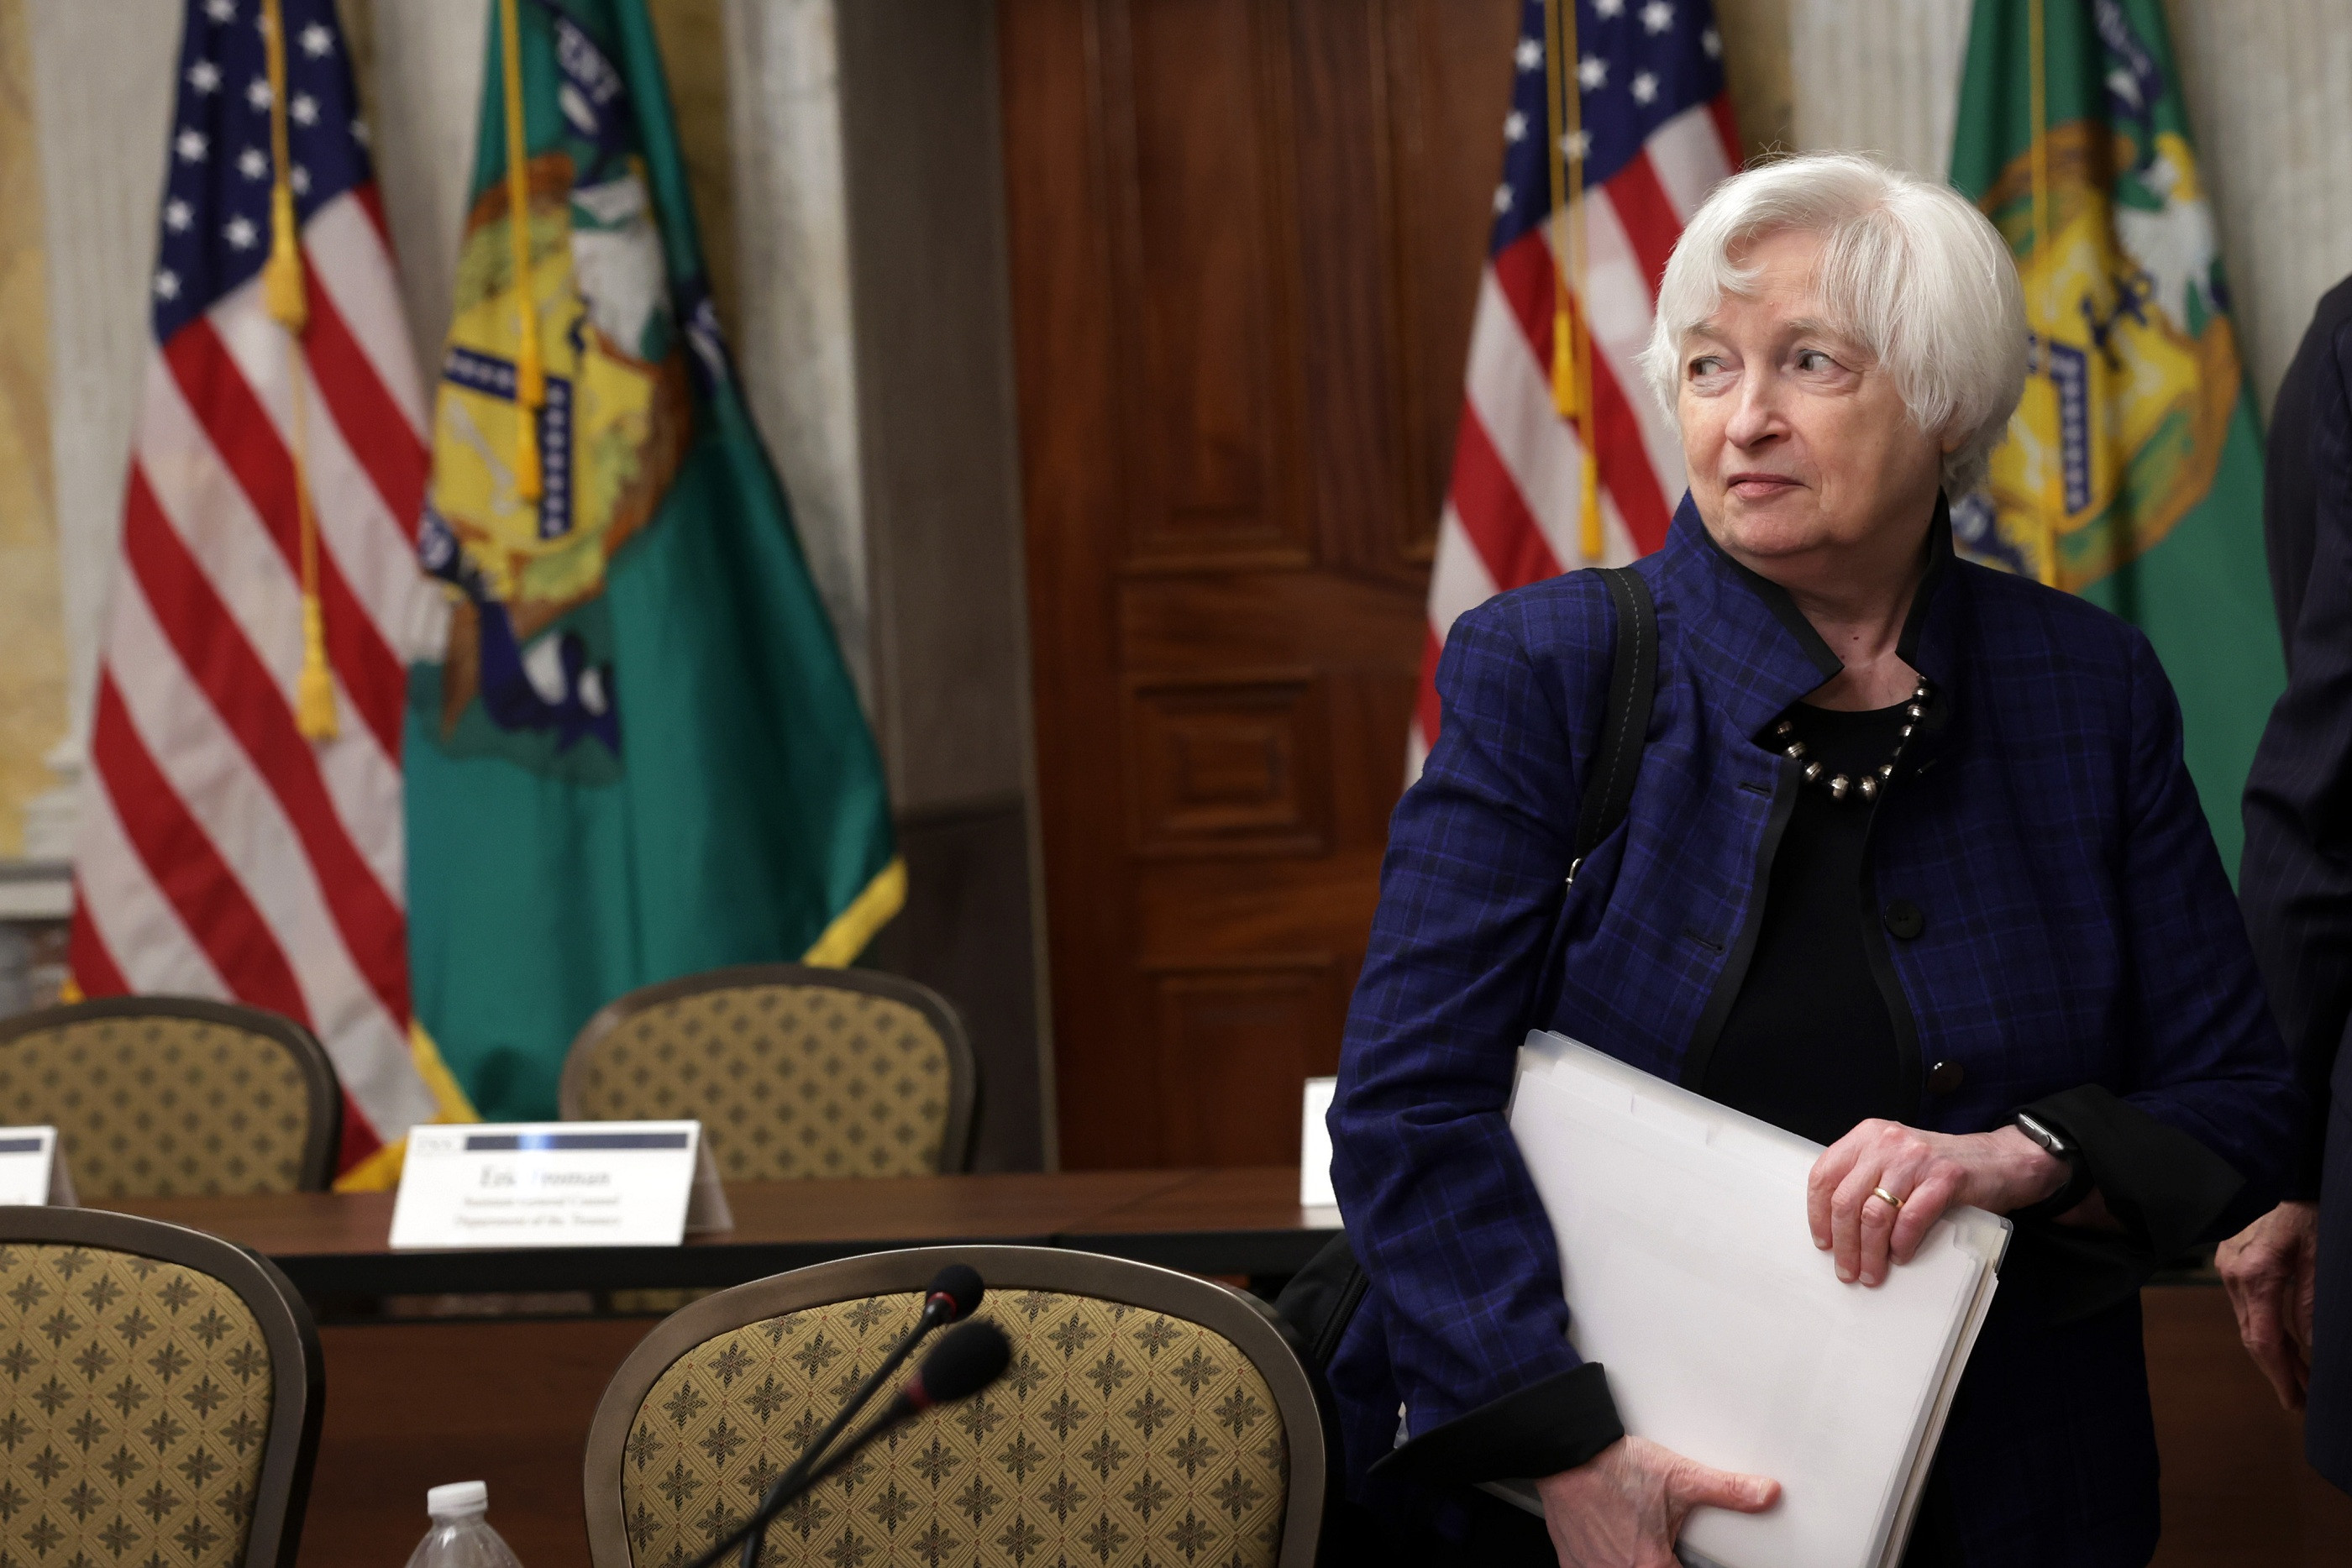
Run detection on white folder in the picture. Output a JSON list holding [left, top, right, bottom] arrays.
[[1486, 1031, 2008, 1568]]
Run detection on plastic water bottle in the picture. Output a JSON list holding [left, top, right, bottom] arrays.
[[403, 1482, 525, 1568]]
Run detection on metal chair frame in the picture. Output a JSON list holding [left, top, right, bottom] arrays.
[[0, 1205, 325, 1568], [559, 963, 980, 1173], [0, 996, 343, 1193], [581, 1244, 1326, 1568]]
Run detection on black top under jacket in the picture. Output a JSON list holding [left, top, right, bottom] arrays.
[[1703, 700, 1911, 1145]]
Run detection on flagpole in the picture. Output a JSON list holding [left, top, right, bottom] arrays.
[[2028, 0, 2060, 588], [1542, 0, 1603, 563], [498, 0, 545, 504], [260, 0, 338, 740]]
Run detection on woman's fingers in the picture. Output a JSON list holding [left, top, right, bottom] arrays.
[[1663, 1454, 1782, 1516], [1887, 1169, 1959, 1266], [1806, 1134, 1861, 1249], [1829, 1159, 1884, 1282], [1855, 1177, 1903, 1284]]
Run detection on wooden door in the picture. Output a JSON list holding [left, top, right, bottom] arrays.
[[1001, 0, 1521, 1168]]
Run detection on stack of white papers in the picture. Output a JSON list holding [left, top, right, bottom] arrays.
[[1490, 1031, 2008, 1568]]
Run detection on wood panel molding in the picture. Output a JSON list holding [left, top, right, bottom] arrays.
[[1146, 958, 1346, 1166], [1125, 670, 1331, 858], [1099, 0, 1313, 570]]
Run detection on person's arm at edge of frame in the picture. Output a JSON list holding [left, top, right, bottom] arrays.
[[2223, 312, 2352, 1411]]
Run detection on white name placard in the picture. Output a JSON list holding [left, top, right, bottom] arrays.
[[0, 1128, 74, 1207], [390, 1121, 730, 1249], [1299, 1077, 1338, 1219]]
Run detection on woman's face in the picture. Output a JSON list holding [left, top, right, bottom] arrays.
[[1675, 228, 1949, 578]]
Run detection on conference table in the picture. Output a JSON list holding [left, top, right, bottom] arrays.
[[105, 1165, 1337, 1298], [91, 1168, 2352, 1567], [97, 1166, 1336, 1566]]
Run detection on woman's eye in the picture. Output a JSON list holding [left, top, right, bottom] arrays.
[[1795, 349, 1835, 372], [1688, 355, 1726, 379]]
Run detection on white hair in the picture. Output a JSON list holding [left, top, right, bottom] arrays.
[[1635, 152, 2028, 499]]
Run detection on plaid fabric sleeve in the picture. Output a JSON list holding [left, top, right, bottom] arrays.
[[1331, 587, 1616, 1458], [2108, 623, 2302, 1223]]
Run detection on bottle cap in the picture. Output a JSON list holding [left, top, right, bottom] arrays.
[[427, 1481, 488, 1519]]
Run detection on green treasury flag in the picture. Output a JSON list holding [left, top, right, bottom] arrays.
[[1950, 0, 2281, 872], [404, 0, 900, 1122]]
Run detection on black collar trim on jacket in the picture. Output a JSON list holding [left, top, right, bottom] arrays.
[[1697, 490, 1958, 699]]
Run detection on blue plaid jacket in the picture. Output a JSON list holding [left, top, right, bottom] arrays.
[[1328, 497, 2297, 1565]]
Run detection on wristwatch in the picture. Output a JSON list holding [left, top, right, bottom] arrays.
[[2011, 1111, 2095, 1219]]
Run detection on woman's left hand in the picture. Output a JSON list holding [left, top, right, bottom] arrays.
[[1806, 1120, 2069, 1286]]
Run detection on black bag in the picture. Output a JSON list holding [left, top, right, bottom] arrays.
[[1274, 565, 1658, 1366]]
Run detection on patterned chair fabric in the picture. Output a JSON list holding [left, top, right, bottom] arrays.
[[0, 1000, 340, 1198], [562, 966, 977, 1181], [0, 1210, 321, 1568], [585, 1248, 1324, 1568]]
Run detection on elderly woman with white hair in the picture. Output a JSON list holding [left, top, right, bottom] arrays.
[[1322, 152, 2297, 1566]]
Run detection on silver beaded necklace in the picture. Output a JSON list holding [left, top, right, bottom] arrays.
[[1770, 679, 1932, 804]]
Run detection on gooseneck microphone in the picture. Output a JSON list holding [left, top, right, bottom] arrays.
[[795, 1319, 1014, 1485], [688, 1320, 1012, 1568], [728, 1266, 984, 1568]]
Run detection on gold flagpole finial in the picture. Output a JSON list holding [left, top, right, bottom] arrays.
[[499, 0, 545, 505]]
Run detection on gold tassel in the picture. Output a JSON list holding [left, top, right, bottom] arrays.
[[288, 337, 338, 740], [296, 595, 338, 738], [260, 0, 305, 330], [500, 0, 544, 503], [263, 184, 306, 330]]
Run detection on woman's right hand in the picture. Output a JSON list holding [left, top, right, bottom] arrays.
[[1534, 1435, 1780, 1567]]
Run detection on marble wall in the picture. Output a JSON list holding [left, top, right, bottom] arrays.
[[1788, 0, 2352, 415], [0, 0, 65, 862]]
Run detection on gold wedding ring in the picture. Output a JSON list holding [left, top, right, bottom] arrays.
[[1870, 1185, 1904, 1210]]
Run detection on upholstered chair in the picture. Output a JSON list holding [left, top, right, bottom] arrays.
[[560, 965, 978, 1180], [0, 1206, 323, 1567], [583, 1245, 1323, 1568], [0, 999, 341, 1198]]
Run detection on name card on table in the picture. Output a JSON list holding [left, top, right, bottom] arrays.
[[0, 1128, 75, 1207], [390, 1121, 733, 1250], [1299, 1078, 1339, 1223]]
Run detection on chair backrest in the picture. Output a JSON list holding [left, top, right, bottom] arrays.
[[559, 965, 978, 1179], [0, 1206, 323, 1568], [583, 1245, 1324, 1568], [0, 999, 341, 1198]]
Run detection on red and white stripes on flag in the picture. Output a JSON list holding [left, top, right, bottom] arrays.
[[1410, 8, 1739, 776], [69, 0, 440, 1177]]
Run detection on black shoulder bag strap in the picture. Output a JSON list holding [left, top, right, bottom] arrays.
[[1274, 565, 1659, 1374], [1567, 565, 1659, 886]]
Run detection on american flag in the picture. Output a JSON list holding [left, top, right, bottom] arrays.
[[67, 0, 442, 1177], [1411, 0, 1739, 771]]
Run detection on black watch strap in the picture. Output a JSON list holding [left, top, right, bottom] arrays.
[[2009, 1112, 2094, 1223]]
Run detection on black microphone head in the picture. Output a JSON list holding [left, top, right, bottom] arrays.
[[906, 1320, 1011, 1409], [924, 1264, 984, 1321]]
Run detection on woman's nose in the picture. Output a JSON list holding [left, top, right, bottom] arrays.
[[1723, 373, 1785, 448]]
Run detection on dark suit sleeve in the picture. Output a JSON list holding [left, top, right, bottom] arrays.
[[2262, 277, 2352, 645], [1332, 590, 1623, 1485], [2244, 314, 2352, 1200]]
